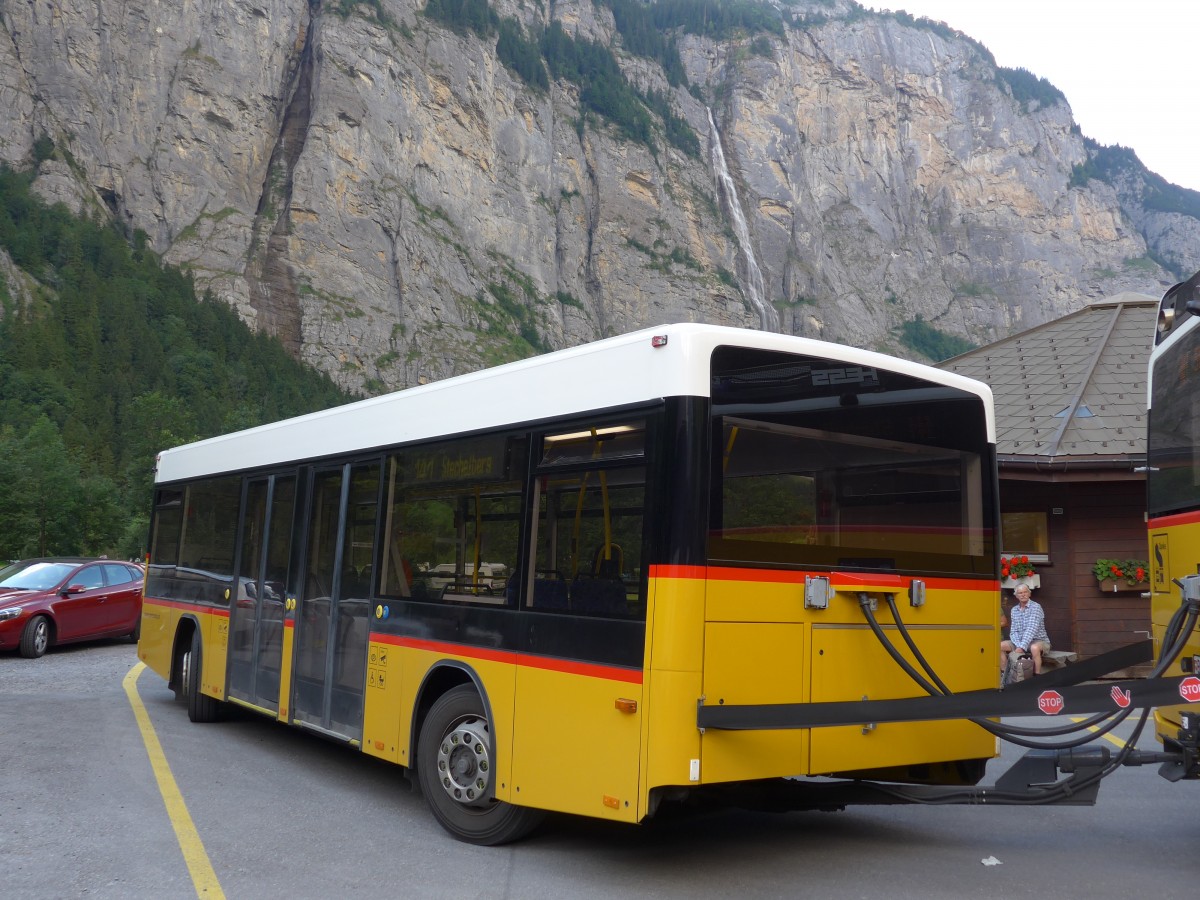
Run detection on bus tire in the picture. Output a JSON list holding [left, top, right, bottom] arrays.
[[183, 629, 221, 723], [19, 614, 51, 658], [416, 684, 543, 845]]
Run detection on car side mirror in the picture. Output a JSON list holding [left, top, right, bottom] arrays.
[[64, 584, 87, 595]]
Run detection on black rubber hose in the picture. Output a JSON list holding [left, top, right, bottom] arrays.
[[855, 589, 1193, 805], [862, 593, 1137, 748], [1151, 609, 1198, 679], [884, 593, 952, 695], [857, 594, 943, 697]]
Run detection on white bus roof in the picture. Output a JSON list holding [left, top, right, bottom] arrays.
[[155, 323, 995, 483]]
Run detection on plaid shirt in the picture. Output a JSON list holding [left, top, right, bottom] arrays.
[[1009, 599, 1050, 650]]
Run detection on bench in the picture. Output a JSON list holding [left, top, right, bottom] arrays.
[[1042, 650, 1077, 670]]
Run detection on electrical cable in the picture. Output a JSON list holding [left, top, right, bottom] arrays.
[[862, 594, 1128, 748], [973, 709, 1133, 750], [861, 592, 1197, 752], [856, 593, 943, 697], [880, 594, 1124, 738], [855, 589, 1197, 806], [884, 594, 951, 695]]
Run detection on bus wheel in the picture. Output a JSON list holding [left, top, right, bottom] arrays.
[[19, 615, 50, 658], [417, 684, 543, 845], [182, 630, 221, 723]]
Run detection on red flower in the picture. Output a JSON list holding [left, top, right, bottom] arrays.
[[1001, 555, 1035, 577], [1135, 567, 1146, 582], [1110, 564, 1122, 577]]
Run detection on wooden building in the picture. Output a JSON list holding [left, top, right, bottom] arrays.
[[940, 292, 1159, 663]]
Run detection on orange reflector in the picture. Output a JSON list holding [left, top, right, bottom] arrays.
[[374, 740, 385, 751], [615, 698, 638, 714], [603, 795, 620, 809]]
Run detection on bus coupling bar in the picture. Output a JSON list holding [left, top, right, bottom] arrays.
[[696, 673, 1198, 732]]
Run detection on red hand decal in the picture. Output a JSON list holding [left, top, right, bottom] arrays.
[[1111, 685, 1132, 708]]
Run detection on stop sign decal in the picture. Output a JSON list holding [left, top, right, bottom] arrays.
[[1180, 676, 1200, 703], [1038, 690, 1065, 715]]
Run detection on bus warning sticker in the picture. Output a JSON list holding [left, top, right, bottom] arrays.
[[368, 646, 389, 691]]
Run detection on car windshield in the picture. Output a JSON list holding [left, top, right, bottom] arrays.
[[0, 562, 76, 591]]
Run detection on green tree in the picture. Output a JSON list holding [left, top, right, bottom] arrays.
[[898, 316, 976, 362], [76, 473, 124, 556], [0, 425, 35, 556], [121, 391, 200, 511], [496, 18, 548, 90], [0, 165, 354, 558], [4, 417, 84, 557], [995, 66, 1066, 112], [423, 0, 496, 38]]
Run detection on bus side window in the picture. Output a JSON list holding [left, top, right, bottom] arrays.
[[379, 437, 525, 605], [527, 467, 645, 619]]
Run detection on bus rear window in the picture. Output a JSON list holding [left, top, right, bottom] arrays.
[[708, 347, 995, 577]]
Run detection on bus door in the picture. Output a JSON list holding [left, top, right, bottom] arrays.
[[228, 474, 296, 714], [292, 462, 380, 741], [512, 422, 648, 821]]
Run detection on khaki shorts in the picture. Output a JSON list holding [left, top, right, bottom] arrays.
[[1002, 639, 1051, 654]]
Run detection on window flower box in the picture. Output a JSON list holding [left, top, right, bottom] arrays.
[[1093, 559, 1148, 593], [1000, 556, 1037, 590], [1097, 577, 1149, 593], [1001, 574, 1041, 590]]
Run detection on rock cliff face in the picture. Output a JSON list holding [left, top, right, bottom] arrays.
[[0, 0, 1190, 391]]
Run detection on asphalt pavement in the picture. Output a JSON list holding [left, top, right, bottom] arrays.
[[3, 640, 1199, 899]]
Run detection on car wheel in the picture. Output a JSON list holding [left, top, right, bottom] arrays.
[[129, 617, 141, 644], [19, 615, 50, 659], [183, 629, 221, 723], [416, 684, 543, 845]]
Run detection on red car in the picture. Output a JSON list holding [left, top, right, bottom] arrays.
[[0, 558, 144, 658]]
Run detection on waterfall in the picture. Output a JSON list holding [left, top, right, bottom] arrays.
[[707, 107, 779, 332]]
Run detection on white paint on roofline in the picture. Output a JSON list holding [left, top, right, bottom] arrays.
[[155, 323, 996, 483]]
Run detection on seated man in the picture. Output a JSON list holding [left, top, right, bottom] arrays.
[[1001, 583, 1052, 675]]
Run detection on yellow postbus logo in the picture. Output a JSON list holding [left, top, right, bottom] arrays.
[[1152, 535, 1170, 591]]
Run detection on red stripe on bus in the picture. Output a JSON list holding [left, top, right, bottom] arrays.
[[649, 564, 997, 592], [370, 633, 643, 684], [828, 571, 906, 588], [1148, 509, 1200, 529], [144, 597, 230, 618]]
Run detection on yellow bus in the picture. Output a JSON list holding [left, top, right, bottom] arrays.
[[138, 323, 1004, 843], [1146, 272, 1200, 773]]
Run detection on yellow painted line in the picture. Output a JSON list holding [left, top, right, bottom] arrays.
[[123, 662, 226, 899], [1070, 715, 1129, 750]]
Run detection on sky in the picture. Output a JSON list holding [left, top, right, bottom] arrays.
[[868, 1, 1200, 192]]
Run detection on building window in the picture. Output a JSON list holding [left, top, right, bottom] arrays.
[[1001, 511, 1049, 561]]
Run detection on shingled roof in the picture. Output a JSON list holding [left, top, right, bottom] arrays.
[[939, 292, 1158, 475]]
